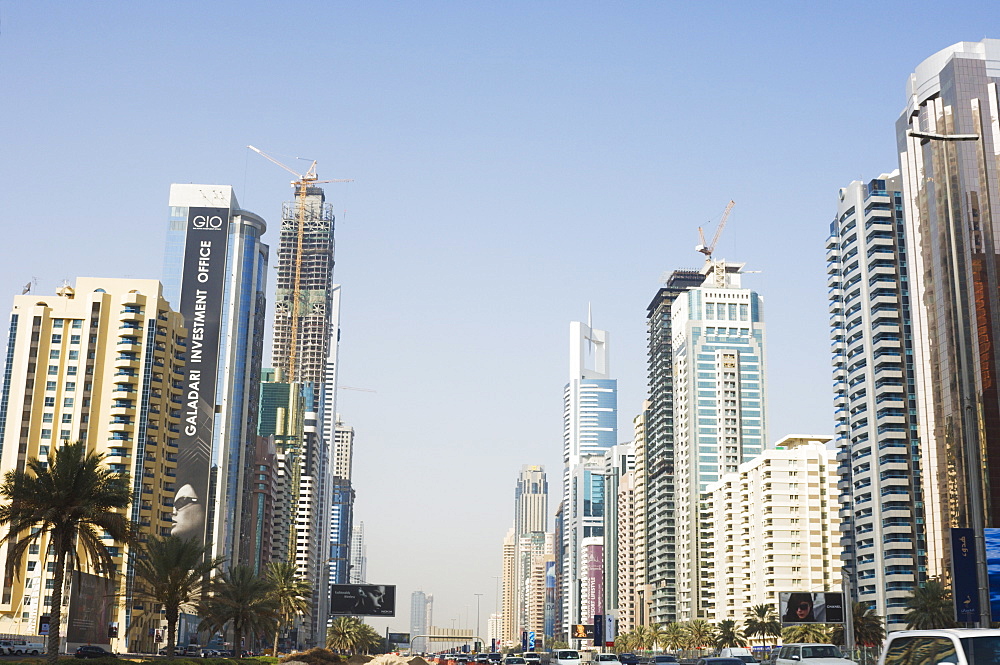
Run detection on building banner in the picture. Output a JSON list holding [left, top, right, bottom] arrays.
[[986, 528, 1000, 621], [66, 572, 114, 644], [171, 206, 230, 544], [952, 527, 981, 623], [329, 584, 396, 616]]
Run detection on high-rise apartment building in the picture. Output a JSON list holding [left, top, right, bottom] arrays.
[[501, 527, 517, 644], [349, 521, 367, 584], [561, 320, 617, 641], [515, 466, 548, 536], [645, 270, 705, 623], [411, 591, 433, 653], [603, 442, 636, 632], [329, 418, 355, 585], [0, 278, 186, 652], [705, 435, 841, 624], [163, 184, 269, 567], [895, 38, 1000, 620], [828, 173, 924, 628], [629, 405, 651, 629], [672, 260, 767, 620]]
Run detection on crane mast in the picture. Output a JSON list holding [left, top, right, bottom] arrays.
[[248, 145, 353, 382]]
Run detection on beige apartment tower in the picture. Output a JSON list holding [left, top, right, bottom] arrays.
[[0, 278, 186, 652], [704, 434, 842, 624]]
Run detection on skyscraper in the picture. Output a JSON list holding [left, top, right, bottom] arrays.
[[268, 186, 342, 642], [561, 320, 616, 642], [163, 184, 269, 566], [350, 521, 367, 584], [515, 465, 548, 536], [828, 173, 923, 628], [672, 259, 766, 620], [0, 278, 186, 652], [329, 418, 355, 585], [895, 38, 1000, 620], [411, 591, 433, 653], [645, 270, 705, 623]]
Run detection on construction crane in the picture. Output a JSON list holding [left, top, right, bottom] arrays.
[[248, 145, 353, 382], [695, 200, 735, 261]]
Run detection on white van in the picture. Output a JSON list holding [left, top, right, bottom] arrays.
[[720, 648, 757, 663], [554, 651, 582, 665], [878, 628, 1000, 665], [12, 643, 44, 655]]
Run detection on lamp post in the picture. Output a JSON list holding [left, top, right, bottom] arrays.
[[907, 127, 990, 628], [474, 594, 483, 651]]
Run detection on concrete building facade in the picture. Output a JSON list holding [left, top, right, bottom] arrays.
[[828, 173, 925, 629], [0, 278, 186, 652], [705, 435, 842, 624]]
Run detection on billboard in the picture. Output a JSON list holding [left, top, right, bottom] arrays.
[[329, 584, 396, 616], [779, 592, 844, 624], [957, 527, 983, 622], [387, 633, 410, 645], [171, 206, 231, 543], [570, 624, 594, 639], [66, 571, 115, 644]]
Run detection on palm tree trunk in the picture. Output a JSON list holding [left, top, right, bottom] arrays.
[[166, 608, 178, 659], [46, 548, 67, 664], [273, 620, 281, 656]]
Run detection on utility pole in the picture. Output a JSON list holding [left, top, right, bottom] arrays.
[[474, 594, 483, 652]]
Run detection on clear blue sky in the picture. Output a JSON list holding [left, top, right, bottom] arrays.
[[1, 0, 997, 637]]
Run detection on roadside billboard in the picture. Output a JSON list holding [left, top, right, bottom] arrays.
[[329, 584, 396, 616], [779, 592, 844, 624], [66, 572, 114, 644]]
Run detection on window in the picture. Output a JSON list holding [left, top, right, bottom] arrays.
[[39, 446, 49, 456], [45, 381, 56, 391], [63, 398, 73, 408], [47, 365, 58, 375], [61, 414, 72, 423], [71, 320, 82, 329], [42, 414, 53, 423], [68, 350, 78, 360], [26, 561, 36, 572], [52, 320, 64, 329], [64, 382, 75, 392], [48, 350, 59, 359], [40, 429, 51, 439], [43, 397, 55, 407], [59, 430, 70, 440], [70, 335, 81, 344], [29, 544, 39, 554], [66, 366, 77, 376], [51, 334, 62, 344]]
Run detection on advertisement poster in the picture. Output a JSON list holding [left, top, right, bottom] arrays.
[[329, 584, 396, 616], [779, 592, 844, 624]]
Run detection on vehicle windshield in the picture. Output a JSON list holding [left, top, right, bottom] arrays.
[[598, 657, 619, 661], [801, 647, 840, 660], [559, 653, 580, 660], [963, 636, 1000, 665]]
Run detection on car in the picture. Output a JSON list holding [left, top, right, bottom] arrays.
[[618, 655, 641, 665], [488, 653, 504, 664], [524, 653, 542, 665], [652, 657, 679, 665], [476, 655, 492, 664], [695, 659, 746, 665], [596, 656, 621, 664], [504, 658, 527, 665], [878, 628, 1000, 665], [773, 645, 853, 665], [75, 646, 116, 659], [554, 651, 582, 665]]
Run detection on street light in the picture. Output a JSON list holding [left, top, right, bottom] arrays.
[[474, 594, 483, 651]]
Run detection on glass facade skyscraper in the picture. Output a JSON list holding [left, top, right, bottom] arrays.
[[163, 184, 268, 567], [561, 320, 617, 643]]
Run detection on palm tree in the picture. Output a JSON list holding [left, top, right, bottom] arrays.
[[633, 625, 653, 652], [328, 616, 366, 653], [357, 622, 382, 654], [781, 624, 831, 643], [132, 536, 223, 659], [903, 580, 957, 629], [830, 602, 886, 648], [199, 565, 280, 656], [266, 561, 312, 655], [0, 441, 134, 664], [649, 623, 670, 652], [662, 623, 686, 652], [684, 620, 717, 650], [715, 620, 747, 648], [743, 605, 780, 648]]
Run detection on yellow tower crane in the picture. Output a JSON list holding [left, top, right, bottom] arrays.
[[248, 145, 353, 382]]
